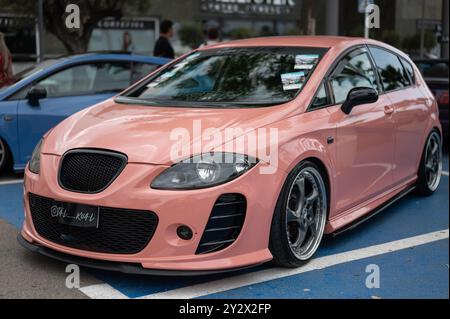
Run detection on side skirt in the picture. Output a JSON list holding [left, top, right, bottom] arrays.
[[331, 185, 416, 237]]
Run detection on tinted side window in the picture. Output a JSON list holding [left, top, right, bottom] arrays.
[[131, 63, 159, 84], [369, 47, 410, 91], [310, 83, 329, 109], [400, 58, 415, 84], [331, 51, 378, 104], [91, 62, 131, 92], [36, 62, 131, 97]]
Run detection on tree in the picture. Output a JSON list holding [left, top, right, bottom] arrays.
[[178, 23, 204, 49], [402, 32, 438, 55], [229, 27, 256, 40], [0, 0, 152, 53]]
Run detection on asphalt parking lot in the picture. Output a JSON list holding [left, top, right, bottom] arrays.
[[0, 153, 448, 299]]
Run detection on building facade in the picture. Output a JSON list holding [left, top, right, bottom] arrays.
[[0, 0, 447, 59]]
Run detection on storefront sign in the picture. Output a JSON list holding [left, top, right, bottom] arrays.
[[96, 18, 156, 30], [89, 17, 159, 55], [200, 0, 297, 16], [0, 14, 34, 29]]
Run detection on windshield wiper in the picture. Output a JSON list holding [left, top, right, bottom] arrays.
[[114, 96, 167, 106], [115, 96, 287, 108]]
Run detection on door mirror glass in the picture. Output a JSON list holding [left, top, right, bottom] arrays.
[[27, 85, 47, 106], [341, 87, 379, 115]]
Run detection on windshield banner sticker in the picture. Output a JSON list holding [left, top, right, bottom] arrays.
[[281, 72, 306, 91], [294, 54, 320, 70]]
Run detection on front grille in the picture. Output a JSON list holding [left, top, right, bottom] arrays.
[[59, 149, 127, 194], [29, 193, 158, 254], [196, 194, 246, 255]]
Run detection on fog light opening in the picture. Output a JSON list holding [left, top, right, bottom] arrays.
[[177, 225, 193, 240]]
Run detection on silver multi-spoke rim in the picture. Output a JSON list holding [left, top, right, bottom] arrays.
[[424, 132, 442, 191], [0, 139, 5, 169], [286, 167, 327, 261]]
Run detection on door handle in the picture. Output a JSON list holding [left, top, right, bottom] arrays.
[[3, 115, 13, 122], [384, 105, 395, 115]]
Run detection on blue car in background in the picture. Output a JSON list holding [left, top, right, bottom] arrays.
[[0, 53, 170, 173]]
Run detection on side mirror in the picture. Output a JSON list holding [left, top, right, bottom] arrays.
[[27, 86, 47, 107], [341, 87, 379, 115]]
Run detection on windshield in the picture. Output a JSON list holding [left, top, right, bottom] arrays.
[[120, 47, 327, 107], [0, 59, 58, 93]]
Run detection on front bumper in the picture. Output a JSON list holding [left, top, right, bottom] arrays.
[[20, 153, 283, 272], [17, 234, 258, 276]]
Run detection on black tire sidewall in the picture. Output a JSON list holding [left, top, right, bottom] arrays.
[[269, 160, 327, 267], [416, 130, 442, 196], [0, 138, 11, 175]]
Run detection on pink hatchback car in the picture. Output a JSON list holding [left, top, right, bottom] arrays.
[[19, 37, 442, 275]]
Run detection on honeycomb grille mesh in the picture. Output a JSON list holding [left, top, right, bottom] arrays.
[[28, 193, 158, 254], [59, 150, 126, 193]]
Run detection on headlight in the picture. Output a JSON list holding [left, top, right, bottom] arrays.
[[29, 138, 43, 174], [151, 153, 258, 190]]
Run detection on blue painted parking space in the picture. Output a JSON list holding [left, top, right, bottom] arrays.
[[0, 153, 448, 299], [203, 239, 449, 299]]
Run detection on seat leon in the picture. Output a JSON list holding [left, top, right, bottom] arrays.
[[18, 37, 443, 275]]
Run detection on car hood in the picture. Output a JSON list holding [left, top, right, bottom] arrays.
[[44, 99, 296, 165]]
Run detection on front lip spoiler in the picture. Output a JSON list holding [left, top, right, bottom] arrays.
[[17, 234, 260, 277]]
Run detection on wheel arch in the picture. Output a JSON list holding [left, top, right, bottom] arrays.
[[301, 157, 332, 218], [278, 155, 332, 220]]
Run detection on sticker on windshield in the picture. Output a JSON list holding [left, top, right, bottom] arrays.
[[294, 54, 320, 70], [281, 72, 306, 91]]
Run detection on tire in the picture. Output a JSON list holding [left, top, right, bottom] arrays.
[[0, 138, 12, 175], [415, 130, 443, 196], [269, 161, 328, 268]]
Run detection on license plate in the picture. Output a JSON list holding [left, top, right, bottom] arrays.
[[50, 201, 99, 228]]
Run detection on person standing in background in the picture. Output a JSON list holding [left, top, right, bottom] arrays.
[[200, 27, 220, 48], [154, 20, 175, 59], [0, 32, 13, 89], [122, 32, 135, 53]]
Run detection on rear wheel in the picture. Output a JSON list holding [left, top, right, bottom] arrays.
[[415, 131, 442, 196], [269, 161, 328, 267]]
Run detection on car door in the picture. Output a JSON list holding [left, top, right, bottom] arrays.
[[369, 46, 430, 184], [325, 47, 396, 214], [16, 61, 132, 165]]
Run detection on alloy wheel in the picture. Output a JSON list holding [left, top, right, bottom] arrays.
[[285, 167, 327, 261], [424, 132, 442, 191]]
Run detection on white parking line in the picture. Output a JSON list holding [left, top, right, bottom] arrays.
[[443, 171, 449, 177], [0, 179, 24, 186], [79, 283, 128, 299], [79, 229, 449, 299]]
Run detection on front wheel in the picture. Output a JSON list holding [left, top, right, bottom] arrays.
[[269, 161, 328, 267], [0, 138, 11, 175], [415, 131, 442, 196]]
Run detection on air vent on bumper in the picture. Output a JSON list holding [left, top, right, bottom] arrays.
[[196, 194, 246, 255]]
